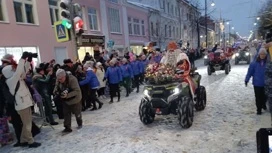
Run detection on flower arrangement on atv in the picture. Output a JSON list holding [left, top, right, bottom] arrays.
[[145, 63, 179, 84]]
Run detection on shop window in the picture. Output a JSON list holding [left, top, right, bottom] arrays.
[[14, 0, 36, 24], [48, 0, 59, 25], [108, 7, 121, 33], [0, 47, 39, 66], [88, 7, 98, 31]]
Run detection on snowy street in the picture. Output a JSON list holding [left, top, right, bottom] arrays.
[[1, 51, 270, 153]]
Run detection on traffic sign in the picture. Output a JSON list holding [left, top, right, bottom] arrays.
[[54, 21, 70, 42]]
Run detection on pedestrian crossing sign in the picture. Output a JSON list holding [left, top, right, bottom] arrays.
[[54, 21, 70, 42]]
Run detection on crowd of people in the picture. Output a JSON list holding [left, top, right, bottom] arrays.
[[0, 45, 168, 148]]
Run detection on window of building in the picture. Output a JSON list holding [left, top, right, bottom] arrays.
[[167, 3, 170, 14], [173, 27, 175, 38], [156, 22, 159, 36], [161, 0, 165, 12], [171, 5, 174, 15], [133, 18, 140, 35], [108, 7, 121, 33], [128, 17, 132, 35], [48, 0, 59, 25], [169, 25, 171, 37], [141, 20, 145, 36], [108, 0, 118, 3], [151, 22, 154, 36], [0, 0, 3, 21], [176, 27, 179, 38], [165, 25, 167, 37], [88, 7, 98, 30], [14, 0, 35, 24]]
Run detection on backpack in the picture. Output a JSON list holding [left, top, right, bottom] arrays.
[[0, 75, 20, 105]]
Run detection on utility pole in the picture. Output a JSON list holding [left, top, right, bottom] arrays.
[[205, 0, 208, 48]]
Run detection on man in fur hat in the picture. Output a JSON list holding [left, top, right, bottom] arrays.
[[161, 41, 182, 66]]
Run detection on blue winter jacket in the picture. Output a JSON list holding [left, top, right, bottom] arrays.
[[120, 64, 134, 78], [79, 70, 100, 89], [245, 60, 266, 87], [140, 60, 149, 73], [130, 60, 142, 75], [105, 66, 122, 84]]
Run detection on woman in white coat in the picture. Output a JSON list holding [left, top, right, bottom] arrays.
[[2, 52, 41, 148], [95, 62, 106, 98]]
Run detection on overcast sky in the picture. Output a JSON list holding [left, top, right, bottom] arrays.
[[198, 0, 265, 37]]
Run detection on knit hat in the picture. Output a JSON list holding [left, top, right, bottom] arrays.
[[95, 62, 102, 68]]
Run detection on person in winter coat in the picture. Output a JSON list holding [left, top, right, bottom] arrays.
[[32, 64, 58, 125], [79, 62, 103, 111], [245, 48, 267, 115], [130, 55, 142, 93], [120, 58, 133, 97], [75, 65, 89, 111], [54, 69, 82, 133], [2, 52, 41, 148], [95, 62, 106, 98], [104, 60, 122, 103], [140, 55, 148, 84]]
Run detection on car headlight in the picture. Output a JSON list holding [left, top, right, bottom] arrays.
[[235, 53, 239, 56], [173, 88, 180, 95], [204, 55, 208, 59], [143, 89, 149, 97], [245, 52, 250, 56]]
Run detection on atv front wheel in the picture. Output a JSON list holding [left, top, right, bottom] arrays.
[[195, 86, 207, 111], [178, 96, 194, 128], [139, 99, 155, 125]]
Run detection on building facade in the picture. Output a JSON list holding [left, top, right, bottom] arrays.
[[0, 0, 150, 65]]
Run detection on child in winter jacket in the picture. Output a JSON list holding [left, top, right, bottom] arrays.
[[245, 48, 267, 115]]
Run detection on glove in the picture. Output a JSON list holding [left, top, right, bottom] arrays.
[[245, 81, 248, 87], [103, 78, 106, 82], [21, 52, 29, 59]]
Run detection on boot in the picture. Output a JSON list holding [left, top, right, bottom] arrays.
[[62, 128, 72, 133], [28, 142, 41, 148], [50, 121, 59, 126], [98, 102, 103, 109]]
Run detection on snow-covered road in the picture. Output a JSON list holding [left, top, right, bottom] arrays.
[[1, 58, 270, 153]]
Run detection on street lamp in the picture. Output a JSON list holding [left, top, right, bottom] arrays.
[[211, 2, 215, 7], [257, 17, 260, 20], [254, 23, 257, 26], [250, 30, 253, 33], [226, 22, 229, 25], [200, 35, 203, 38], [232, 27, 234, 30]]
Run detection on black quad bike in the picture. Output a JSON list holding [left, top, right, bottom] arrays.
[[234, 49, 251, 65], [139, 70, 207, 129], [207, 52, 231, 75]]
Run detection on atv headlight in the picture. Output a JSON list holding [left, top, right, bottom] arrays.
[[245, 52, 250, 56], [235, 53, 239, 56], [204, 55, 208, 59], [143, 89, 149, 97], [173, 88, 180, 95]]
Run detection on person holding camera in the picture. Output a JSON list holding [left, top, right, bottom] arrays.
[[1, 52, 41, 148], [54, 69, 82, 133], [32, 63, 58, 125], [245, 48, 268, 115]]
